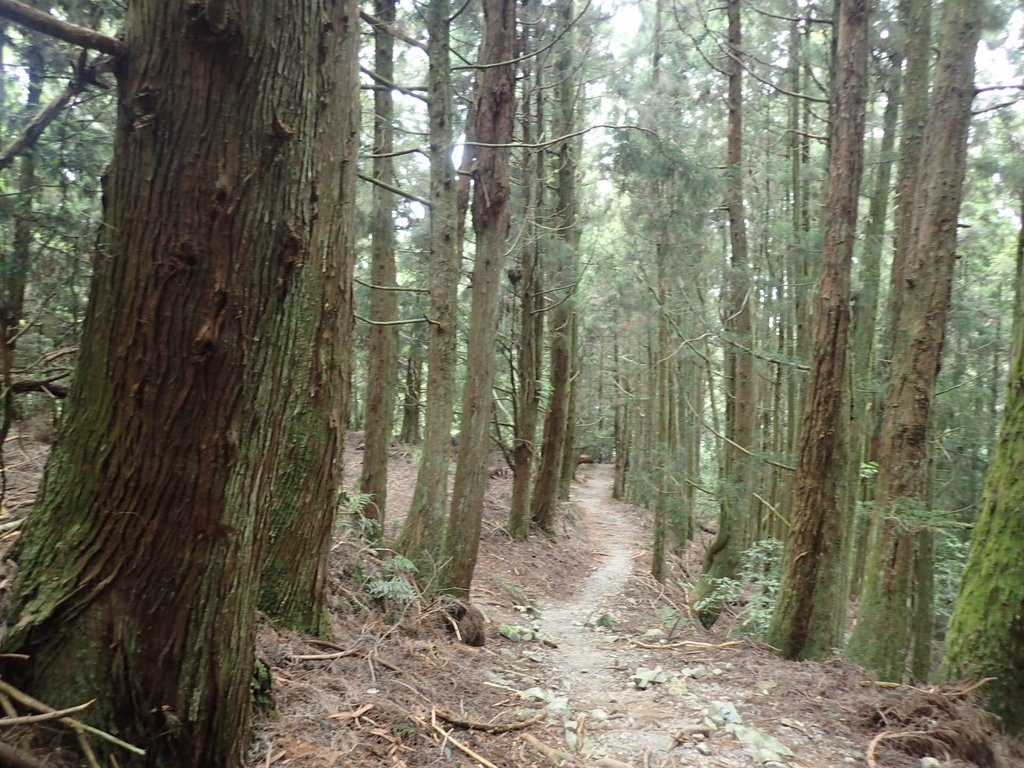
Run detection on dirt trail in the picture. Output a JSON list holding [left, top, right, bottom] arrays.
[[540, 466, 640, 691], [536, 466, 688, 763], [530, 466, 861, 768]]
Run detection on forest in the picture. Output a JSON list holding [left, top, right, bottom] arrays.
[[0, 0, 1022, 766]]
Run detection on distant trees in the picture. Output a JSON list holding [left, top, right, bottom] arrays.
[[1, 0, 1022, 752]]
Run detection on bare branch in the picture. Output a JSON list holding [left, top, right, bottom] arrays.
[[0, 0, 124, 56], [360, 10, 426, 51], [462, 123, 657, 151], [359, 66, 428, 102], [0, 84, 80, 172], [357, 171, 431, 208], [452, 0, 592, 71], [354, 314, 431, 326], [749, 5, 832, 25], [354, 276, 429, 294]]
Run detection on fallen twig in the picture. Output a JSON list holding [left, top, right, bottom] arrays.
[[290, 649, 360, 661], [410, 710, 499, 768], [436, 707, 546, 733], [0, 680, 144, 757], [626, 638, 742, 650], [520, 732, 569, 764], [0, 700, 93, 726]]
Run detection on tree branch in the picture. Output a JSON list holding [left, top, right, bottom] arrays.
[[0, 0, 124, 57], [354, 313, 431, 326], [357, 172, 431, 208], [354, 276, 429, 294]]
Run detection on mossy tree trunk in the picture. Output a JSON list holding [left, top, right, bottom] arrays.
[[258, 0, 359, 634], [1, 2, 355, 765], [767, 0, 870, 660], [941, 202, 1024, 733], [847, 0, 984, 681]]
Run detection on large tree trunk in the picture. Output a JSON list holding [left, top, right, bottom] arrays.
[[847, 0, 984, 681], [395, 0, 460, 564], [767, 0, 870, 660], [0, 3, 355, 765], [940, 195, 1024, 734], [358, 0, 400, 539], [441, 0, 515, 593], [259, 0, 359, 633]]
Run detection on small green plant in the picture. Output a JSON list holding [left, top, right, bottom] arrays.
[[735, 538, 783, 638], [335, 490, 380, 539], [934, 530, 969, 634], [362, 554, 420, 608], [692, 576, 741, 618], [692, 538, 783, 639]]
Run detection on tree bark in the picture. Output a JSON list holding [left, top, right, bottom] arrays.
[[395, 0, 460, 566], [259, 0, 359, 634], [1, 3, 355, 764], [941, 200, 1024, 733], [358, 0, 400, 539], [767, 0, 870, 660], [695, 0, 758, 624], [441, 0, 516, 593], [848, 0, 984, 681]]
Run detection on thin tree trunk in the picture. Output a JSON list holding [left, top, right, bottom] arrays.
[[845, 57, 901, 600], [696, 0, 757, 624], [358, 0, 400, 538], [848, 0, 984, 681], [441, 0, 516, 593], [0, 41, 41, 452], [395, 0, 460, 565], [508, 5, 542, 538], [399, 345, 423, 444], [767, 0, 870, 660]]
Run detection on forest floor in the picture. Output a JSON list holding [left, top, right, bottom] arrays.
[[245, 437, 1018, 768], [0, 430, 1018, 768]]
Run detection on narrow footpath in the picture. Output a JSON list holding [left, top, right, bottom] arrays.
[[530, 466, 866, 768]]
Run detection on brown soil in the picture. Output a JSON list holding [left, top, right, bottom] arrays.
[[0, 432, 1018, 768], [248, 447, 1018, 768]]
